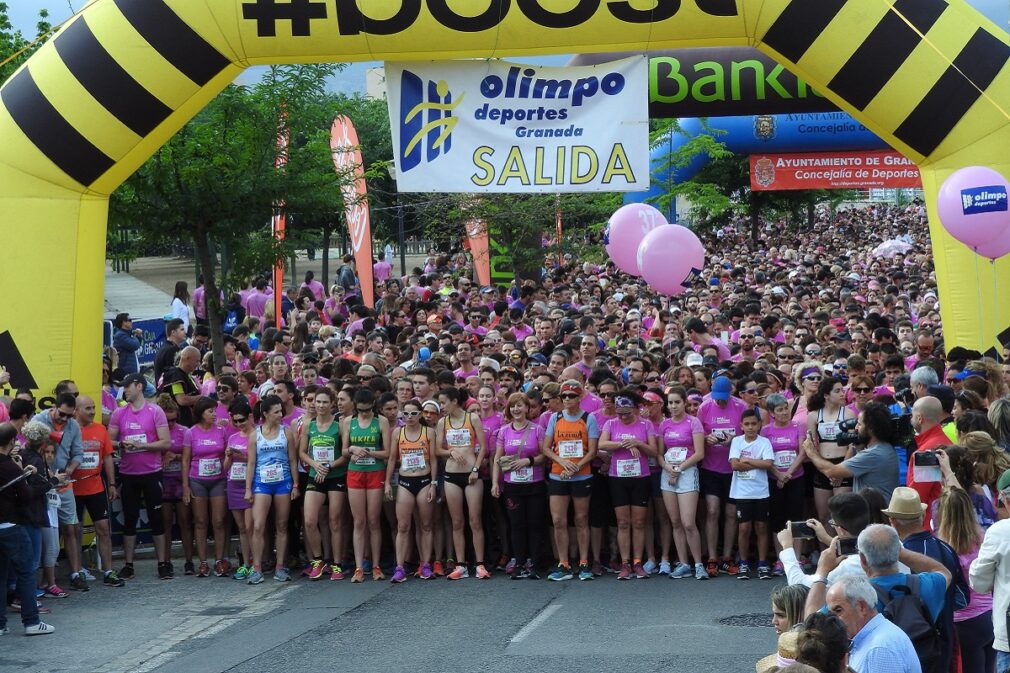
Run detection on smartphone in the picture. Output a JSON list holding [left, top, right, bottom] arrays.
[[836, 537, 858, 556], [790, 521, 816, 539], [913, 452, 940, 467]]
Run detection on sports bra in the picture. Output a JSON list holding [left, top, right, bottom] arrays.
[[816, 406, 844, 443]]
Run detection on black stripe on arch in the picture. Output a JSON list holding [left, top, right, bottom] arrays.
[[54, 18, 172, 137], [114, 0, 230, 86], [761, 0, 846, 63], [0, 68, 114, 186], [895, 28, 1009, 157], [828, 0, 947, 111]]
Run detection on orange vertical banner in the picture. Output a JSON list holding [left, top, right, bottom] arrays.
[[465, 219, 491, 286], [273, 114, 289, 327], [331, 116, 374, 308]]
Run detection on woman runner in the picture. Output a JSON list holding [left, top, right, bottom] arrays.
[[181, 397, 230, 577], [301, 387, 349, 581], [224, 399, 255, 580]]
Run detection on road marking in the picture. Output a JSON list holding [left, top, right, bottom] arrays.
[[510, 603, 561, 643]]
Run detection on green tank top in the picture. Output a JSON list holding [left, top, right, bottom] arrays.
[[347, 416, 384, 472], [308, 418, 344, 479]]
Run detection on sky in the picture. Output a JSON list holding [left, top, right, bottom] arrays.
[[7, 0, 1010, 95]]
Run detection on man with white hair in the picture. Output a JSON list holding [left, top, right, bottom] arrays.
[[909, 366, 939, 400], [970, 468, 1010, 673], [826, 575, 920, 673]]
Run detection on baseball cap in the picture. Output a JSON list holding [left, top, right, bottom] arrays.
[[997, 468, 1010, 493], [684, 352, 704, 368], [529, 353, 548, 366], [122, 373, 146, 388], [643, 391, 663, 404], [711, 376, 733, 401], [702, 355, 720, 368]]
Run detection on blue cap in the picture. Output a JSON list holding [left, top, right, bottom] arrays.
[[953, 369, 984, 381], [529, 353, 548, 365], [418, 347, 431, 362], [711, 376, 733, 401]]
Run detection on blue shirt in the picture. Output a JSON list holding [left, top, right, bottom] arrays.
[[849, 613, 922, 673], [871, 571, 948, 623]]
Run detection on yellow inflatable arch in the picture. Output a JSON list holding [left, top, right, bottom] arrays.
[[2, 0, 1009, 396]]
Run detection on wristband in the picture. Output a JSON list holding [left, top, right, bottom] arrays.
[[811, 574, 826, 585]]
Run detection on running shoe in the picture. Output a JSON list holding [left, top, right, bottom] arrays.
[[119, 563, 135, 580], [757, 564, 773, 580], [79, 568, 97, 581], [419, 564, 434, 580], [772, 560, 785, 577], [24, 622, 55, 636], [330, 564, 345, 581], [496, 554, 509, 571], [9, 600, 49, 614], [633, 563, 649, 579], [695, 563, 709, 581], [737, 562, 750, 580], [351, 568, 365, 583], [308, 559, 326, 581], [103, 570, 125, 587], [446, 559, 457, 574], [475, 564, 491, 580], [669, 563, 692, 579], [591, 561, 604, 577], [526, 560, 540, 581], [156, 562, 172, 581], [232, 566, 250, 581], [214, 560, 231, 578], [433, 561, 445, 577], [372, 568, 386, 581], [705, 558, 719, 578], [390, 566, 407, 583], [44, 585, 68, 599], [642, 559, 658, 575], [184, 561, 196, 576], [197, 561, 211, 578], [607, 560, 622, 574], [511, 566, 529, 580], [448, 565, 469, 580], [274, 568, 291, 582], [505, 557, 518, 575], [720, 558, 739, 576], [658, 560, 672, 576], [617, 563, 633, 580], [69, 574, 89, 592], [247, 569, 264, 585], [547, 564, 573, 582], [578, 564, 594, 581]]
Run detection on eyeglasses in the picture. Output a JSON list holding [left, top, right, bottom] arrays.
[[403, 410, 421, 417], [231, 416, 248, 424], [853, 386, 873, 394]]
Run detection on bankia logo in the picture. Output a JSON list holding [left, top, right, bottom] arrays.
[[399, 70, 462, 172]]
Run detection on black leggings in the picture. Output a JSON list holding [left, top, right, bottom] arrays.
[[502, 481, 547, 564], [956, 611, 995, 673], [120, 472, 165, 536]]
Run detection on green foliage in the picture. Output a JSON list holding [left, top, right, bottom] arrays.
[[0, 3, 51, 85]]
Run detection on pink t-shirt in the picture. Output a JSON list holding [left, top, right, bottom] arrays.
[[761, 420, 806, 478], [658, 415, 704, 464], [697, 397, 747, 474], [184, 424, 228, 480], [511, 324, 534, 341], [603, 417, 655, 479], [955, 545, 992, 622], [100, 389, 118, 419], [163, 423, 186, 478], [479, 411, 504, 449], [245, 291, 269, 318], [282, 408, 304, 429], [497, 422, 546, 484], [454, 366, 480, 381], [302, 280, 326, 301], [110, 403, 169, 476], [580, 393, 603, 414], [373, 261, 393, 282]]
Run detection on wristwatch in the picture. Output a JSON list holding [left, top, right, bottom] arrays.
[[471, 467, 478, 473]]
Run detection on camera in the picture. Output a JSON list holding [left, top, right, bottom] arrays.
[[835, 418, 860, 446], [894, 387, 915, 406], [913, 451, 940, 467]]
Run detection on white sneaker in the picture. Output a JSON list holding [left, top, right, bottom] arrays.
[[79, 568, 97, 581], [24, 622, 55, 636], [658, 560, 672, 575], [642, 559, 658, 575]]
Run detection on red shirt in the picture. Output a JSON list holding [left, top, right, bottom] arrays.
[[77, 422, 114, 496], [906, 423, 949, 530]]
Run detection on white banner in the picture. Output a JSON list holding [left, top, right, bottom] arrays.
[[386, 57, 649, 193]]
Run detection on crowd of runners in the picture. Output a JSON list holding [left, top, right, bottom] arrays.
[[5, 201, 1010, 671]]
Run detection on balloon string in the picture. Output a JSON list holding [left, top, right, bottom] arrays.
[[994, 258, 1001, 362], [975, 252, 985, 354]]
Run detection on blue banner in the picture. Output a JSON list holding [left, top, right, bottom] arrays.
[[134, 318, 166, 367]]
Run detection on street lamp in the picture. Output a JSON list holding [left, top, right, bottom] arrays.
[[387, 165, 407, 277]]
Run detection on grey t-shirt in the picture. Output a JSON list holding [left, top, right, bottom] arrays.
[[844, 441, 899, 501]]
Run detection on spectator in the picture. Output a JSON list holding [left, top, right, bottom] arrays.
[[969, 468, 1010, 673], [112, 313, 143, 375]]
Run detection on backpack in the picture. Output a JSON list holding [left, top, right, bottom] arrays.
[[223, 308, 239, 333], [873, 575, 943, 673]]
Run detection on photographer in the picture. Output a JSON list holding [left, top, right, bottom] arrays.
[[802, 402, 899, 502], [0, 422, 55, 635]]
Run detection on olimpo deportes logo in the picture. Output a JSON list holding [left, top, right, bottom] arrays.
[[399, 70, 462, 172]]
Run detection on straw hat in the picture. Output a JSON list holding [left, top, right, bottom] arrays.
[[881, 486, 927, 519], [756, 630, 800, 673]]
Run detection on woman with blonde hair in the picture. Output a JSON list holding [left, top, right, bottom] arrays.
[[963, 431, 1010, 498], [936, 486, 995, 673], [789, 360, 824, 427], [987, 398, 1010, 451]]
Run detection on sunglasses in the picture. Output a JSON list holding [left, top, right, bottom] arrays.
[[853, 386, 873, 393], [57, 410, 74, 420], [803, 375, 822, 382], [602, 392, 618, 399], [741, 388, 758, 394], [231, 416, 248, 424], [645, 375, 661, 383], [560, 393, 579, 400], [403, 410, 421, 417], [805, 350, 822, 356], [358, 375, 375, 382], [217, 386, 232, 393], [356, 406, 374, 412]]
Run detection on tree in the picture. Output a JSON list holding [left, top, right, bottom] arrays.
[[111, 65, 354, 370], [0, 3, 51, 85]]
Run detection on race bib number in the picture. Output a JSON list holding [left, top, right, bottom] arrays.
[[80, 451, 100, 470], [511, 466, 533, 483], [665, 447, 688, 465], [46, 491, 60, 506], [124, 433, 148, 452], [311, 446, 335, 463], [163, 458, 182, 474], [356, 454, 377, 466], [616, 458, 642, 478], [446, 429, 470, 447], [401, 451, 426, 471], [820, 423, 838, 441], [198, 458, 222, 477], [259, 464, 283, 483], [229, 463, 247, 481], [738, 469, 756, 480], [775, 451, 797, 469], [558, 440, 583, 459]]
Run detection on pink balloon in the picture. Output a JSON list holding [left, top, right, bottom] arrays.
[[937, 166, 1010, 250], [975, 226, 1010, 260], [636, 225, 705, 296], [604, 204, 667, 275]]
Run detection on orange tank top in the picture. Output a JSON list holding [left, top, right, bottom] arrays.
[[444, 412, 477, 452], [551, 412, 591, 477], [398, 426, 431, 472]]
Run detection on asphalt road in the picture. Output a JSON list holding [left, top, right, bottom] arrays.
[[1, 560, 778, 673]]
